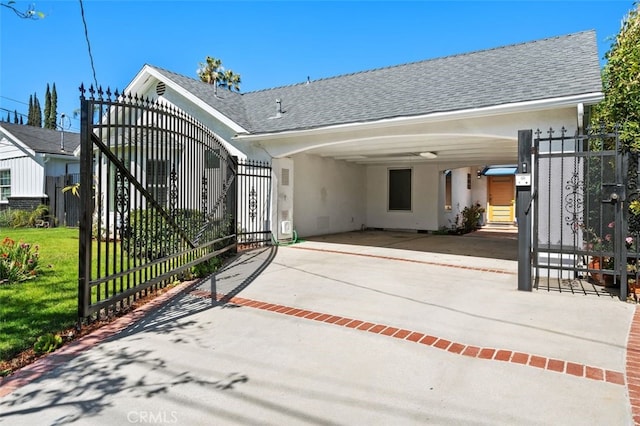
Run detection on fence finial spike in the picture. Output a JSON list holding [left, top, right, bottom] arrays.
[[547, 127, 555, 138]]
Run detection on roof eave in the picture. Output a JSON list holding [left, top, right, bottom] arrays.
[[234, 92, 604, 142], [0, 125, 37, 156], [41, 152, 79, 160], [126, 65, 249, 134]]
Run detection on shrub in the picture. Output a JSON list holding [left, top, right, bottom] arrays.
[[123, 209, 202, 260], [192, 256, 222, 278], [122, 209, 232, 261], [0, 237, 41, 284], [0, 205, 49, 228], [33, 333, 63, 355], [0, 209, 13, 227], [461, 203, 485, 233]]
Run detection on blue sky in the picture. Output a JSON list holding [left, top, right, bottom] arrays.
[[0, 0, 635, 133]]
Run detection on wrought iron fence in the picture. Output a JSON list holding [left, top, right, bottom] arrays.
[[531, 125, 640, 300], [77, 85, 272, 321]]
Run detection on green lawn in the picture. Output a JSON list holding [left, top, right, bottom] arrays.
[[0, 227, 79, 363]]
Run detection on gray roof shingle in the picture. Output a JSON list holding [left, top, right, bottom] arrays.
[[1, 122, 79, 155], [150, 30, 602, 135]]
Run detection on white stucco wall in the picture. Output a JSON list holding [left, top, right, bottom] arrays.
[[366, 163, 440, 231], [271, 157, 294, 241], [291, 153, 366, 237], [470, 165, 488, 225], [439, 167, 473, 229]]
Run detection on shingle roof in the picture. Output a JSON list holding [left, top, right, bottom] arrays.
[[148, 67, 252, 130], [150, 30, 602, 135], [0, 122, 79, 155]]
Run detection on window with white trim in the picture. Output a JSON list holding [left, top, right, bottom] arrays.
[[444, 170, 452, 210], [0, 170, 10, 201]]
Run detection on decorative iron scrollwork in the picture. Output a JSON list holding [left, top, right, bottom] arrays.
[[201, 175, 208, 223], [115, 169, 129, 240], [248, 187, 257, 222], [169, 164, 178, 214], [564, 172, 585, 235]]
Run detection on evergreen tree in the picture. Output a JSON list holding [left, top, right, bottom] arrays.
[[44, 84, 52, 129], [27, 95, 34, 125], [51, 83, 58, 129], [19, 115, 23, 125], [13, 110, 18, 124], [5, 111, 9, 122], [33, 93, 42, 127]]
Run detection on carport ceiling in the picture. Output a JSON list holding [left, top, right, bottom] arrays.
[[302, 134, 518, 166]]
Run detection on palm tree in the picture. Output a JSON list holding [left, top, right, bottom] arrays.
[[220, 69, 241, 92], [197, 56, 241, 95]]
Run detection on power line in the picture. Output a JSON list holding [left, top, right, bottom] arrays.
[[0, 95, 29, 106], [0, 107, 28, 118], [78, 0, 98, 89]]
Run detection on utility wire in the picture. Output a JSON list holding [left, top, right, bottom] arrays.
[[78, 0, 99, 89], [0, 95, 29, 106]]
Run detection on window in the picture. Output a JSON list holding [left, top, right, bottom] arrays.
[[205, 149, 220, 169], [388, 168, 411, 211], [444, 170, 452, 210], [0, 170, 10, 201], [146, 160, 169, 205]]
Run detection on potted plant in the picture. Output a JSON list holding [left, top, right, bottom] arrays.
[[583, 222, 635, 287]]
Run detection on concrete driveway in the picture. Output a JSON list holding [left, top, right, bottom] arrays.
[[0, 230, 638, 425]]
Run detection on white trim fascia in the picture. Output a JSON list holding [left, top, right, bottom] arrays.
[[0, 126, 36, 157], [234, 92, 604, 142], [125, 65, 248, 134]]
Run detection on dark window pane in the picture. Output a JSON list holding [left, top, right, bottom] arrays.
[[389, 168, 411, 210]]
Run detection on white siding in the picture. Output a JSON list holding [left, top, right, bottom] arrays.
[[0, 137, 28, 160], [0, 156, 45, 197]]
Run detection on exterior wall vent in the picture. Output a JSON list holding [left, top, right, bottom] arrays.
[[281, 168, 290, 186], [155, 82, 166, 96]]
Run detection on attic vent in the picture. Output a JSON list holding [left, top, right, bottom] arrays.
[[155, 82, 166, 96], [281, 168, 290, 186]]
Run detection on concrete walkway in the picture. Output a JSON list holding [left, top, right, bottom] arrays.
[[0, 232, 638, 425]]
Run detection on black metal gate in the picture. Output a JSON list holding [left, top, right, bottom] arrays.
[[524, 125, 640, 300], [78, 86, 272, 321]]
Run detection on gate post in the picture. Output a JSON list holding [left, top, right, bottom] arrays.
[[517, 130, 533, 291], [77, 95, 94, 321], [228, 156, 238, 253]]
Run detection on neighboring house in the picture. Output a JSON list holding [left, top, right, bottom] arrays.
[[122, 30, 603, 240], [0, 122, 80, 224]]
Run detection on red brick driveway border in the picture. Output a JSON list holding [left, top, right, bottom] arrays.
[[290, 245, 516, 275], [627, 307, 640, 425], [192, 289, 627, 389]]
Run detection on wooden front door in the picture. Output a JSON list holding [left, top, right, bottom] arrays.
[[488, 175, 515, 223]]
